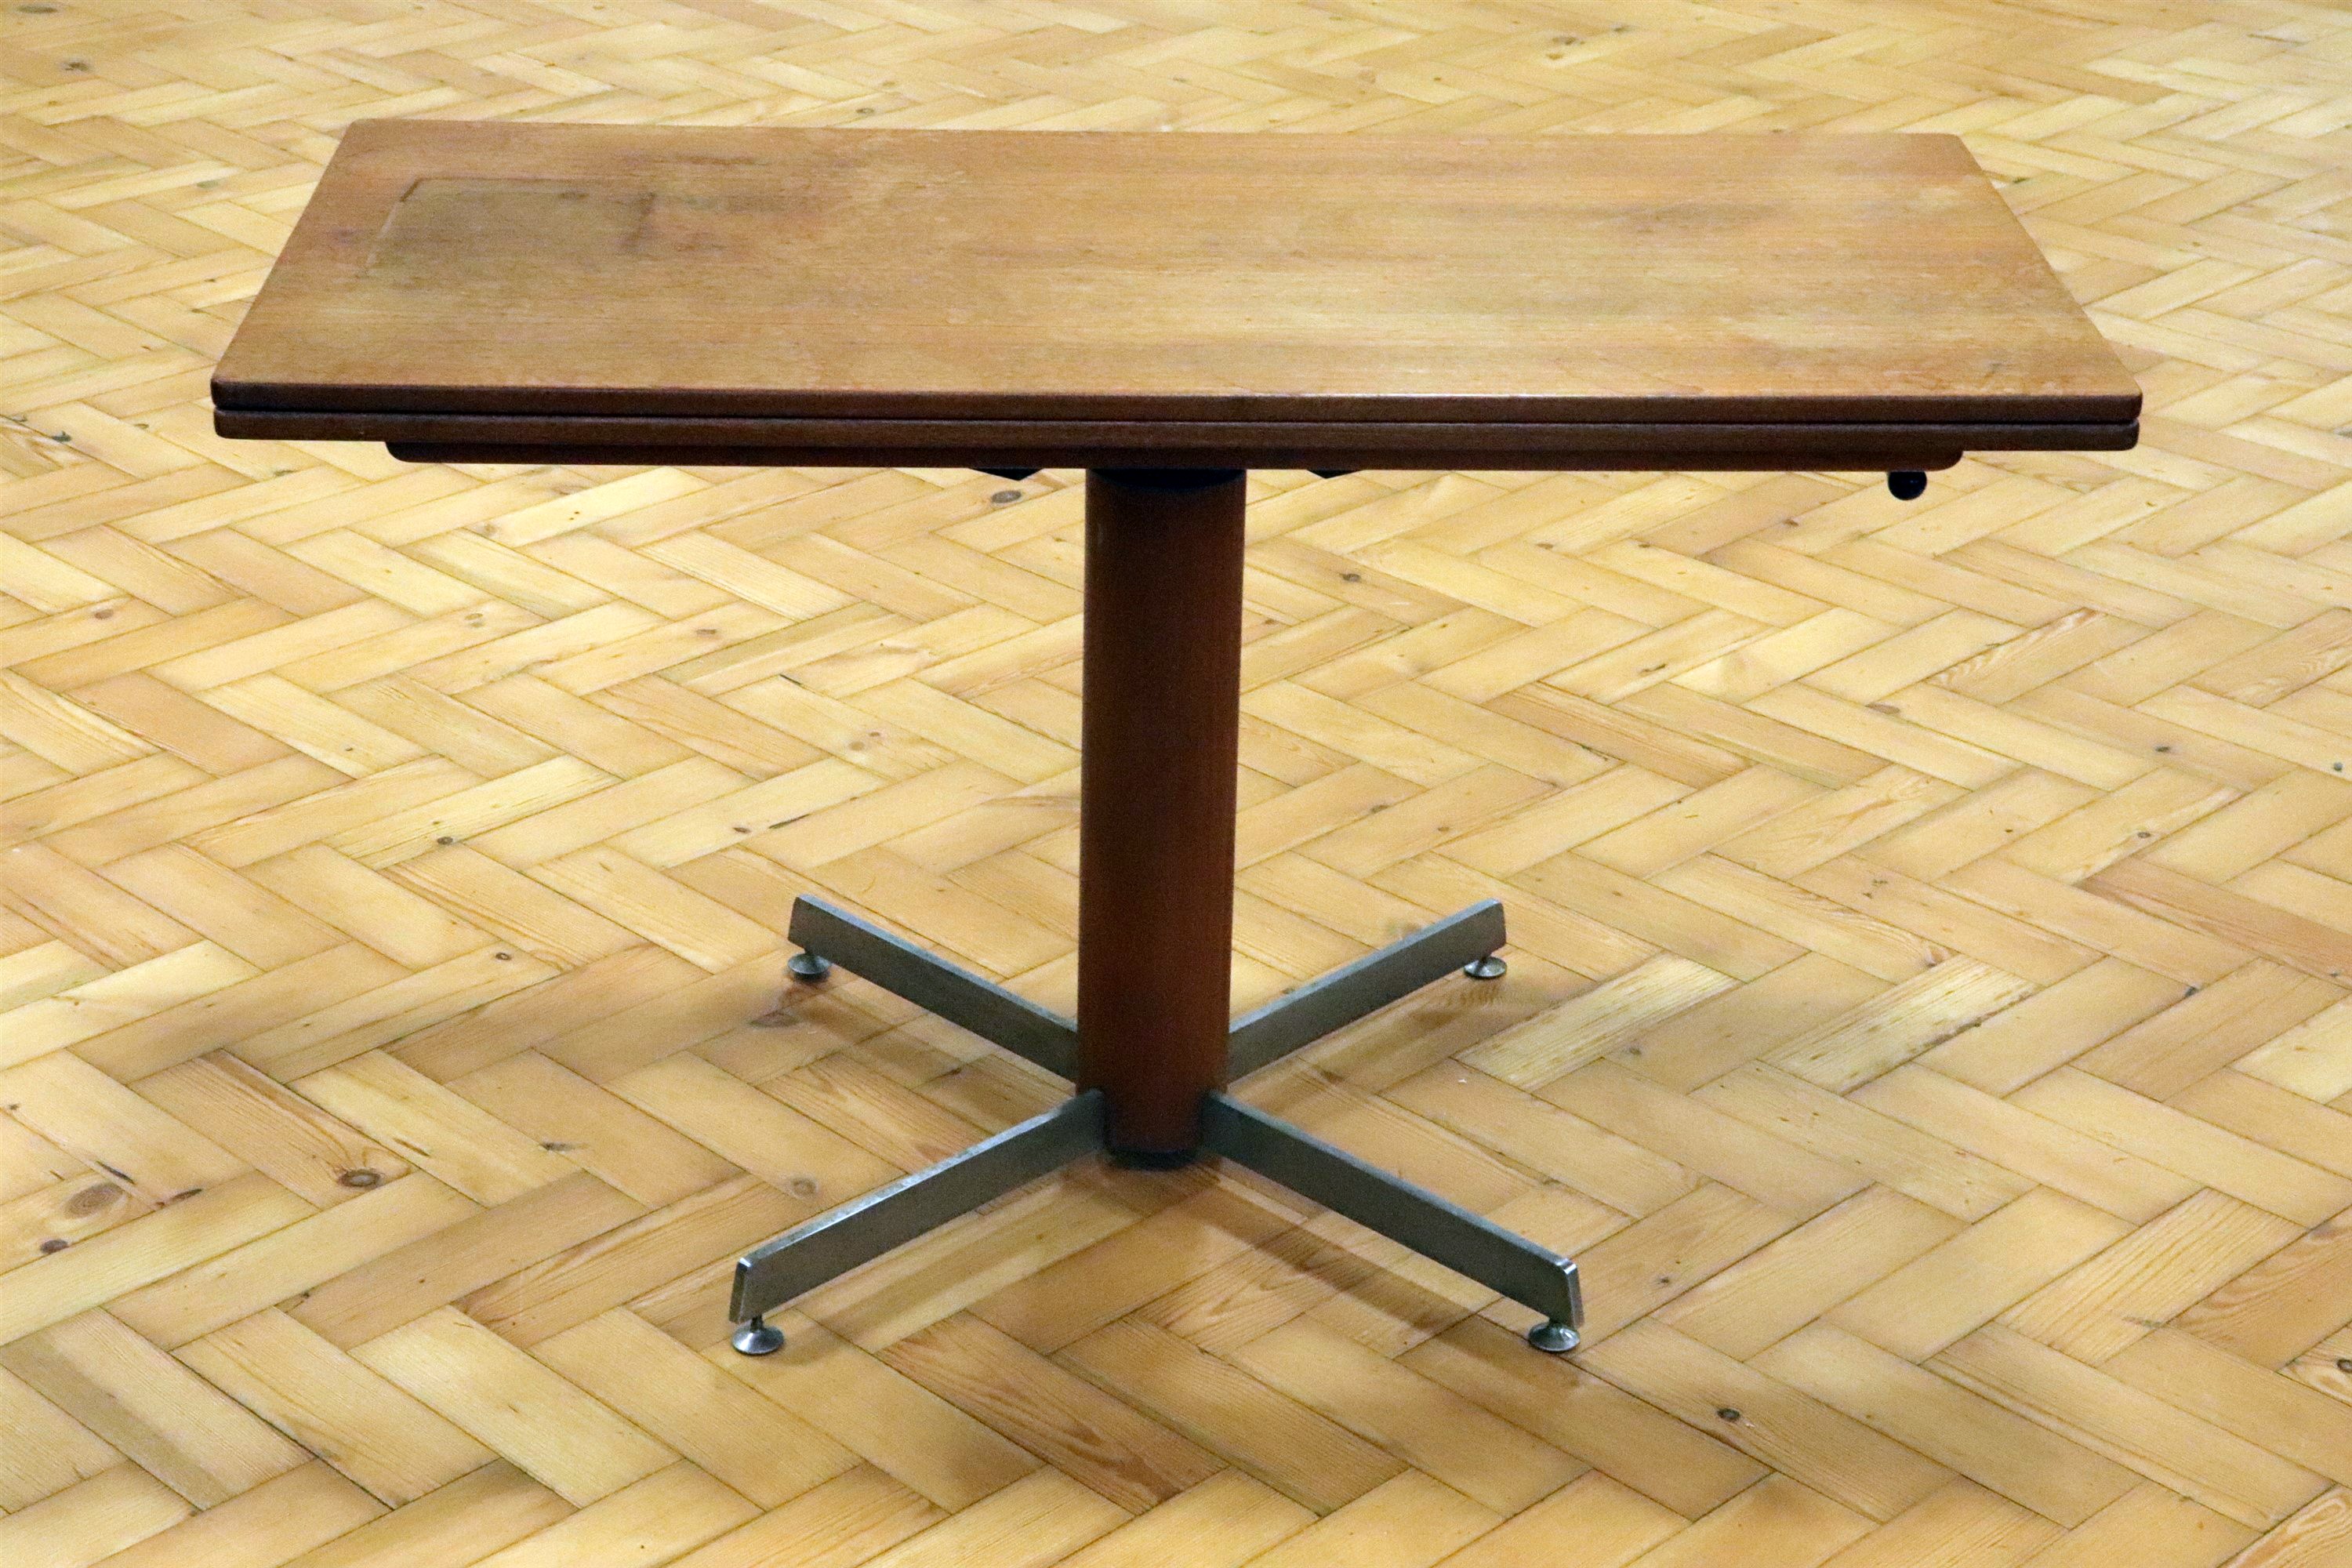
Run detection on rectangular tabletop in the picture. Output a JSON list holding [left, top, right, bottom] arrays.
[[213, 121, 2138, 471]]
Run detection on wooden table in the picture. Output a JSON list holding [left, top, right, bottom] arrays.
[[216, 120, 2137, 1359]]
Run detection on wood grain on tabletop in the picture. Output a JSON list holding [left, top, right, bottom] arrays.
[[212, 122, 2138, 434]]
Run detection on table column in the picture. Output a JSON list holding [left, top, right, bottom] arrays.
[[1076, 467, 1247, 1160]]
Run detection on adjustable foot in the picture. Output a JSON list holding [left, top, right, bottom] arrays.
[[1888, 470, 1927, 500], [786, 951, 831, 984], [731, 1315, 785, 1356], [1526, 1319, 1580, 1354], [1464, 955, 1507, 980]]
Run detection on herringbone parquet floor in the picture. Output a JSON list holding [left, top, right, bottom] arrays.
[[5, 2, 2350, 1565]]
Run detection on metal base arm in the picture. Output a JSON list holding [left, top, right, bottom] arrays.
[[1202, 1093, 1583, 1349], [789, 898, 1079, 1079], [730, 1089, 1106, 1330], [788, 895, 1505, 1089], [728, 1083, 1580, 1353], [1228, 899, 1505, 1078]]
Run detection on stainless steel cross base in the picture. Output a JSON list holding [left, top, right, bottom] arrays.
[[729, 894, 1583, 1353], [729, 1083, 1584, 1352]]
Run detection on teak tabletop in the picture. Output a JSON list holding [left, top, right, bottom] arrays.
[[213, 120, 2139, 473], [212, 118, 2138, 1363]]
